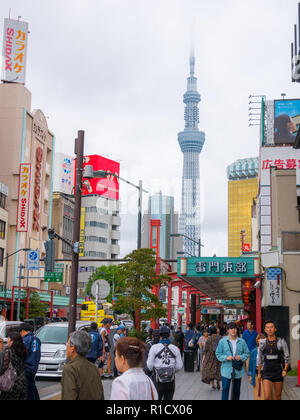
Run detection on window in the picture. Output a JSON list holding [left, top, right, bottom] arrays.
[[84, 236, 108, 244], [85, 221, 108, 229], [112, 239, 118, 245], [0, 248, 4, 267], [282, 232, 300, 251], [0, 220, 6, 240], [0, 193, 6, 210]]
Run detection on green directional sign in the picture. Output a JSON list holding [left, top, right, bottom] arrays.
[[44, 264, 64, 283]]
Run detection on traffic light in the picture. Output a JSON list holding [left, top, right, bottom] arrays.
[[44, 240, 55, 272]]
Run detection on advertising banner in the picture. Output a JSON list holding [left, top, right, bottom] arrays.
[[79, 207, 85, 257], [16, 163, 31, 232], [53, 153, 75, 195], [260, 146, 300, 186], [179, 257, 255, 278], [1, 18, 29, 84], [267, 268, 282, 306], [80, 155, 120, 200], [274, 99, 300, 145]]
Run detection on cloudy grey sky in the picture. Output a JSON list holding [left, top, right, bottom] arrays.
[[1, 0, 299, 257]]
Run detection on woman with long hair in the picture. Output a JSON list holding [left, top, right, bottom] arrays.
[[110, 336, 158, 400], [274, 114, 297, 144], [0, 331, 28, 400], [201, 327, 222, 390]]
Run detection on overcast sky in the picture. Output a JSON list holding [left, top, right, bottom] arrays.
[[1, 0, 300, 258]]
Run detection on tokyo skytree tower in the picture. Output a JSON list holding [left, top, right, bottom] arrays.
[[178, 54, 205, 257]]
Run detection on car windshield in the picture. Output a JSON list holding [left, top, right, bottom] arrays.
[[36, 326, 68, 344]]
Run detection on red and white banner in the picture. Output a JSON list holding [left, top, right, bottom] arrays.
[[16, 164, 31, 232], [1, 18, 29, 84]]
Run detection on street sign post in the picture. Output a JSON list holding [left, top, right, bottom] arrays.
[[178, 307, 185, 315], [91, 279, 110, 325], [26, 250, 40, 271]]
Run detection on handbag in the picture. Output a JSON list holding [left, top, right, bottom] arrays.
[[227, 340, 243, 371], [0, 350, 17, 392]]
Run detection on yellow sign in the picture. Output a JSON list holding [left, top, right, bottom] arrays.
[[79, 208, 85, 257]]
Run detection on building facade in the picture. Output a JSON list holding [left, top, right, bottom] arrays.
[[141, 193, 182, 260], [78, 195, 121, 293], [0, 183, 9, 287], [178, 55, 205, 257], [0, 83, 55, 291], [227, 157, 259, 257]]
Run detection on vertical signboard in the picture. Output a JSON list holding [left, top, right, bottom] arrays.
[[267, 268, 282, 306], [16, 163, 31, 232], [1, 18, 29, 84], [79, 207, 85, 257]]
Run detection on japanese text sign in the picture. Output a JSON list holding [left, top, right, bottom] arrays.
[[16, 164, 31, 232], [179, 257, 255, 278], [267, 268, 282, 306], [1, 18, 28, 84]]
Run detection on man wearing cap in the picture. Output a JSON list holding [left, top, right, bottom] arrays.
[[215, 322, 250, 400], [147, 325, 183, 400], [19, 323, 41, 400]]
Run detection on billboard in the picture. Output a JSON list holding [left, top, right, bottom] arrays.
[[16, 163, 31, 232], [1, 18, 29, 84], [274, 99, 300, 145], [81, 155, 120, 200], [53, 153, 75, 195]]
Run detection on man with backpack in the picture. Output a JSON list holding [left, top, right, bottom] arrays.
[[147, 325, 183, 400]]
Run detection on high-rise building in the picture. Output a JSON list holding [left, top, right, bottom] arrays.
[[227, 158, 259, 257], [178, 55, 205, 256], [141, 193, 182, 260]]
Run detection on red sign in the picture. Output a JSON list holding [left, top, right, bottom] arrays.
[[80, 155, 120, 200], [16, 163, 31, 232], [32, 147, 43, 231], [243, 243, 250, 252]]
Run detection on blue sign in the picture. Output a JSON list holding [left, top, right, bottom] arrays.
[[27, 250, 40, 271]]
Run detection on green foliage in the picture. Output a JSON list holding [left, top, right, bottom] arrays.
[[20, 291, 47, 320], [85, 265, 125, 306], [112, 248, 168, 328]]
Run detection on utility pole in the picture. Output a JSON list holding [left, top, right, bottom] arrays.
[[137, 180, 143, 249], [68, 131, 84, 336], [16, 264, 25, 321]]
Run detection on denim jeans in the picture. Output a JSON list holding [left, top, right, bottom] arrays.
[[221, 376, 242, 400]]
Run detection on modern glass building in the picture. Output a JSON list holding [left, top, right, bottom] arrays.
[[227, 158, 259, 257], [178, 55, 205, 256]]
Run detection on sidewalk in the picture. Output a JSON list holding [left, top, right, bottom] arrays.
[[282, 376, 300, 401]]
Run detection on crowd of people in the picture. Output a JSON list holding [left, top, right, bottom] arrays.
[[0, 318, 290, 401]]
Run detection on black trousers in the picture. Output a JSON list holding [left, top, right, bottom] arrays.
[[26, 372, 40, 401], [153, 379, 175, 401]]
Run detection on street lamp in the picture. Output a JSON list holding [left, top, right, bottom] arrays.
[[83, 166, 148, 250], [171, 233, 204, 257], [3, 248, 31, 313]]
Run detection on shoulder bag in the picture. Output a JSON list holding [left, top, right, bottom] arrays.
[[0, 350, 17, 392]]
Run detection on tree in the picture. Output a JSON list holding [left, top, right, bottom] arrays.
[[85, 265, 125, 305], [112, 248, 168, 333], [20, 291, 48, 320]]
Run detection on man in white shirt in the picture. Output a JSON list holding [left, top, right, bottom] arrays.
[[147, 325, 183, 400]]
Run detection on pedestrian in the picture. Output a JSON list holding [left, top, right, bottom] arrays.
[[257, 320, 290, 401], [193, 325, 202, 371], [0, 331, 27, 400], [100, 319, 113, 378], [113, 325, 125, 377], [147, 325, 183, 400], [86, 322, 103, 365], [242, 321, 258, 354], [0, 338, 4, 369], [174, 326, 184, 357], [248, 333, 266, 400], [215, 322, 250, 400], [62, 330, 104, 400], [110, 336, 158, 400], [184, 323, 195, 350], [198, 328, 209, 367], [201, 326, 222, 390], [145, 328, 153, 345], [19, 323, 41, 400]]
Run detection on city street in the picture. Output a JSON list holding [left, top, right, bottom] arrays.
[[37, 369, 298, 401]]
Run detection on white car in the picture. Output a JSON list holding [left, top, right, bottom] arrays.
[[35, 321, 92, 378], [0, 321, 23, 343]]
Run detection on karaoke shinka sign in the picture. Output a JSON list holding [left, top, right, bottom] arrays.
[[1, 18, 29, 84]]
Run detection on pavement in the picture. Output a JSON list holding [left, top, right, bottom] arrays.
[[40, 369, 300, 401]]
